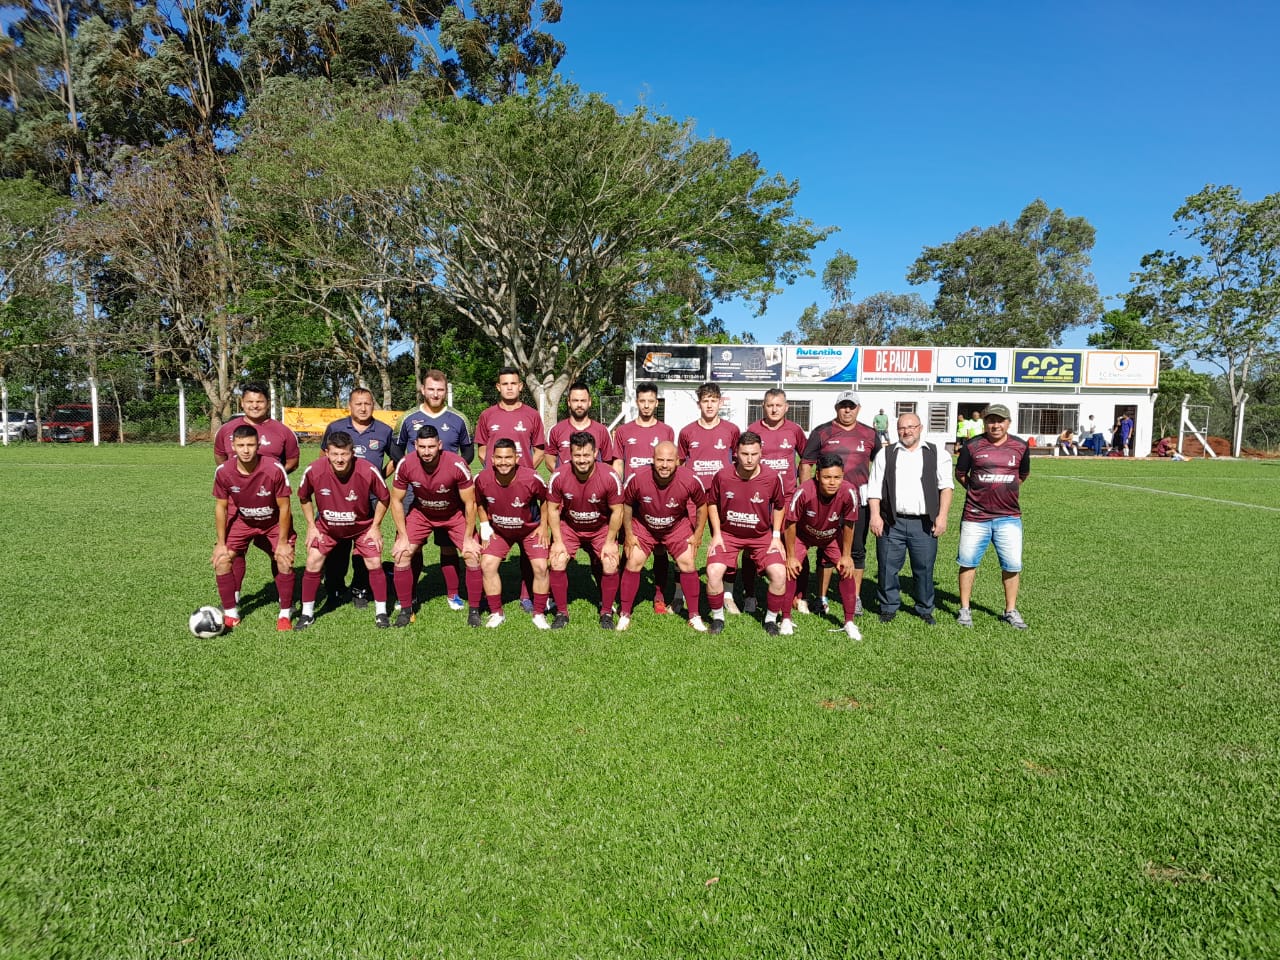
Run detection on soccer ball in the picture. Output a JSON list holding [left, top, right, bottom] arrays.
[[189, 605, 225, 638]]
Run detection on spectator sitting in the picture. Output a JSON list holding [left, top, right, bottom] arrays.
[[1056, 429, 1078, 456]]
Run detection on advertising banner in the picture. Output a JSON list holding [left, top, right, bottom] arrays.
[[635, 344, 708, 382], [1084, 350, 1160, 387], [935, 348, 1011, 385], [1012, 350, 1082, 386], [282, 408, 401, 437], [783, 346, 859, 383], [709, 345, 785, 382], [860, 347, 934, 384]]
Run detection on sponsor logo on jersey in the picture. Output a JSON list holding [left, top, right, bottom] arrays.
[[725, 509, 759, 526], [322, 509, 358, 524], [320, 487, 332, 496], [976, 473, 1016, 484]]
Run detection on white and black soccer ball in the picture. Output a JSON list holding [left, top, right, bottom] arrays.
[[188, 605, 225, 638]]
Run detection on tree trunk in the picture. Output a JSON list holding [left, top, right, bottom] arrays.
[[527, 372, 572, 432]]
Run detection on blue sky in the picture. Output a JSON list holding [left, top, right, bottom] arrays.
[[554, 1, 1279, 347]]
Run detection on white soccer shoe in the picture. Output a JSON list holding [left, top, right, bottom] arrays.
[[779, 618, 794, 635], [688, 616, 708, 633], [723, 595, 741, 615], [615, 615, 631, 632], [486, 612, 506, 629], [531, 614, 550, 630], [843, 621, 862, 641]]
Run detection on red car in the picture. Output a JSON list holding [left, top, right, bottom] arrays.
[[41, 403, 120, 442]]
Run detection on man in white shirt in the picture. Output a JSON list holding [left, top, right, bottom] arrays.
[[866, 413, 954, 625]]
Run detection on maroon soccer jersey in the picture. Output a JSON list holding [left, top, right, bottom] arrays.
[[956, 435, 1031, 521], [547, 464, 624, 533], [475, 403, 546, 468], [624, 465, 706, 536], [678, 419, 740, 482], [613, 420, 675, 481], [394, 450, 473, 521], [801, 420, 878, 491], [710, 466, 786, 539], [298, 457, 389, 536], [787, 478, 859, 545], [749, 418, 807, 494], [548, 418, 615, 468], [474, 465, 547, 539], [214, 416, 300, 467], [213, 459, 290, 528]]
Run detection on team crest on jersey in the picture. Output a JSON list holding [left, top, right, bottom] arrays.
[[369, 440, 381, 450], [780, 439, 793, 449], [714, 439, 727, 450], [588, 494, 601, 504], [514, 421, 528, 432], [856, 442, 866, 452], [750, 492, 764, 504], [260, 437, 272, 447], [1007, 455, 1017, 466], [665, 498, 681, 509], [436, 484, 448, 493], [512, 497, 526, 508], [345, 490, 359, 502]]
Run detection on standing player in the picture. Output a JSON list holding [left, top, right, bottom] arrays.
[[745, 387, 807, 613], [783, 453, 862, 640], [475, 366, 546, 469], [612, 381, 677, 613], [389, 426, 481, 628], [295, 431, 391, 629], [800, 391, 878, 617], [678, 382, 740, 611], [617, 441, 708, 632], [955, 404, 1031, 629], [546, 432, 624, 629], [470, 438, 552, 629], [705, 432, 789, 636], [393, 369, 474, 611], [210, 425, 296, 631], [548, 381, 615, 469], [320, 388, 395, 608]]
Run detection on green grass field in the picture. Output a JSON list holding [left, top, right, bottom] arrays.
[[2, 444, 1278, 958]]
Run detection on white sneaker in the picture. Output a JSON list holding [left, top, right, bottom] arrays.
[[794, 599, 810, 615], [743, 596, 757, 614], [615, 615, 631, 632], [779, 618, 794, 635], [844, 621, 863, 641], [688, 616, 708, 633], [486, 612, 505, 629], [531, 613, 550, 630], [723, 595, 740, 615]]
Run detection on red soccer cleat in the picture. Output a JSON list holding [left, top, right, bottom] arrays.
[[276, 615, 293, 632], [222, 615, 241, 630], [653, 600, 669, 615]]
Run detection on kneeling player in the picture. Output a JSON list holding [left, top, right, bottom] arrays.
[[784, 453, 862, 640], [469, 438, 552, 629], [211, 425, 297, 630], [295, 431, 391, 629], [390, 426, 481, 628], [706, 432, 788, 636], [618, 441, 708, 632], [547, 432, 624, 629]]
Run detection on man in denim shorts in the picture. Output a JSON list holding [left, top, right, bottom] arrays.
[[954, 404, 1031, 629]]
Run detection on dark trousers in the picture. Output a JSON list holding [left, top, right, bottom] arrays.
[[875, 516, 938, 615]]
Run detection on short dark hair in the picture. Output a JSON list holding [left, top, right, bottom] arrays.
[[635, 381, 658, 399], [493, 437, 517, 452], [496, 366, 521, 381], [349, 387, 373, 401], [231, 425, 259, 442], [327, 430, 354, 450], [696, 382, 721, 401], [415, 425, 440, 441], [816, 453, 845, 473], [764, 388, 787, 401], [737, 430, 762, 448], [569, 430, 597, 450], [240, 381, 269, 400], [568, 380, 591, 396], [423, 369, 448, 384]]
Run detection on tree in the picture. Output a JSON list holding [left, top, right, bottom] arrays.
[[907, 199, 1102, 347], [1130, 185, 1280, 456], [780, 249, 932, 345]]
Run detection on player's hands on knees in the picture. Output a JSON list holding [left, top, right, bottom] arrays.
[[305, 524, 322, 549], [274, 545, 295, 569], [709, 534, 724, 554], [211, 544, 232, 568], [550, 543, 568, 566], [363, 530, 383, 554], [462, 537, 482, 562], [785, 556, 802, 580], [836, 556, 856, 579]]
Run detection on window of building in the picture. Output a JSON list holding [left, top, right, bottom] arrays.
[[745, 399, 811, 431], [1016, 403, 1079, 436], [894, 401, 916, 418], [928, 402, 951, 432]]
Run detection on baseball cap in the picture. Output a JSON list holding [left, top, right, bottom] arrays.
[[835, 391, 860, 407], [983, 403, 1011, 420]]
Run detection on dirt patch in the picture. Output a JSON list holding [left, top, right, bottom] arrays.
[[819, 696, 866, 711], [1150, 435, 1278, 459], [1020, 759, 1058, 777], [1143, 861, 1215, 884]]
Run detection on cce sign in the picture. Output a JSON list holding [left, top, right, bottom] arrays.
[[1012, 350, 1082, 385]]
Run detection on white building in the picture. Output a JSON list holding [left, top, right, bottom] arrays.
[[630, 344, 1161, 455]]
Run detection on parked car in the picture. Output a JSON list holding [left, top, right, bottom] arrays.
[[41, 403, 120, 442], [3, 409, 37, 441]]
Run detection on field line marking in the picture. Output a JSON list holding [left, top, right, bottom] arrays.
[[1058, 476, 1280, 512]]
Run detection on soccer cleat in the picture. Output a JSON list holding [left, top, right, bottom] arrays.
[[843, 621, 863, 641], [467, 608, 482, 628], [615, 615, 631, 632], [520, 598, 535, 614], [653, 599, 669, 615], [351, 589, 371, 610], [794, 598, 810, 615], [743, 596, 758, 614], [779, 618, 794, 636], [814, 596, 830, 616], [709, 617, 725, 635], [688, 616, 708, 633], [599, 613, 615, 631], [545, 598, 557, 614], [551, 613, 570, 629], [486, 612, 506, 629], [222, 615, 241, 630], [374, 613, 391, 629], [393, 607, 415, 628], [276, 615, 293, 632], [957, 607, 974, 628], [723, 595, 740, 616], [294, 613, 315, 631], [763, 619, 780, 637], [531, 614, 550, 630], [1000, 609, 1028, 630], [447, 594, 465, 611]]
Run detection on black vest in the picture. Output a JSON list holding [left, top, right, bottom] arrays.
[[879, 442, 941, 528]]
